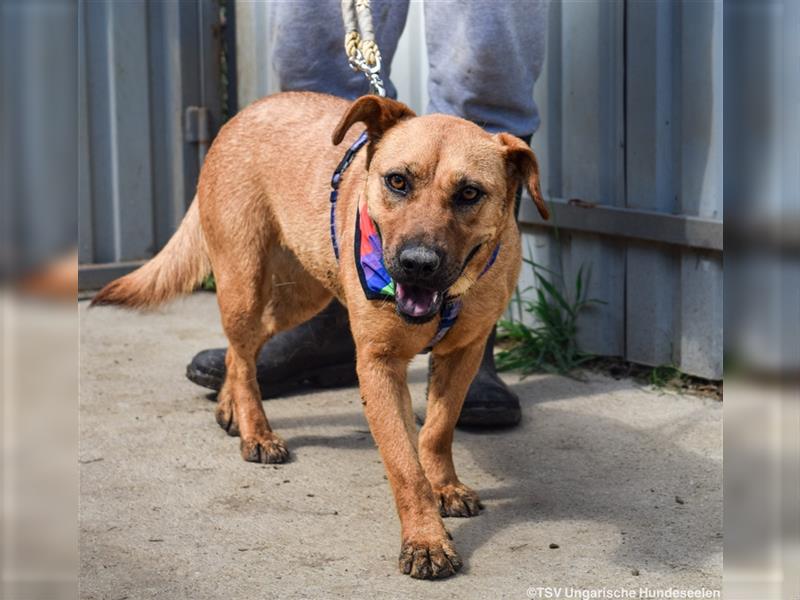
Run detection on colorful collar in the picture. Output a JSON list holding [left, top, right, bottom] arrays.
[[330, 131, 500, 353]]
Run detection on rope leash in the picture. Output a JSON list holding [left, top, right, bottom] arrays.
[[340, 0, 386, 97]]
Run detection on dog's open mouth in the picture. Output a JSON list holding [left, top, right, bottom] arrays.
[[395, 283, 443, 320]]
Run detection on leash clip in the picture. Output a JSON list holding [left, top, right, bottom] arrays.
[[348, 49, 386, 97]]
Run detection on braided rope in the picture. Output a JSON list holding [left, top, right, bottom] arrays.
[[341, 0, 381, 67], [359, 39, 380, 66], [344, 30, 360, 60], [341, 0, 359, 58]]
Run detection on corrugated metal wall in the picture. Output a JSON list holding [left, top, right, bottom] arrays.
[[521, 0, 723, 379], [78, 0, 221, 288], [522, 0, 627, 362]]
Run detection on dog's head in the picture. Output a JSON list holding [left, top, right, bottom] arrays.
[[333, 96, 549, 323]]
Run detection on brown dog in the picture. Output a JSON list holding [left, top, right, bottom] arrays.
[[92, 92, 548, 579]]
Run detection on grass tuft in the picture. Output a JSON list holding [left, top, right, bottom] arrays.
[[200, 273, 216, 292], [649, 365, 682, 388], [497, 259, 603, 376]]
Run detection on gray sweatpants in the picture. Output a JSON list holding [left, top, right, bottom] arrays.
[[268, 0, 548, 138]]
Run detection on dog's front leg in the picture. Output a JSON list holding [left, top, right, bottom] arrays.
[[419, 340, 487, 518], [356, 351, 463, 579]]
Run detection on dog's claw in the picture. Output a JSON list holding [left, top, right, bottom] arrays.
[[240, 435, 289, 464], [399, 539, 462, 579], [215, 403, 239, 437], [435, 483, 483, 518]]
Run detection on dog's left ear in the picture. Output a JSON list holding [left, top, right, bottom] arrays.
[[332, 96, 416, 146], [494, 132, 549, 220]]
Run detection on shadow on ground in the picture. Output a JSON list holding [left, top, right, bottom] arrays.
[[273, 374, 721, 576]]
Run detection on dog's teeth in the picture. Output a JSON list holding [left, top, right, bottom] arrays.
[[395, 284, 441, 317]]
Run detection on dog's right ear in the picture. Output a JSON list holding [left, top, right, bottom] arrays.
[[332, 96, 416, 146]]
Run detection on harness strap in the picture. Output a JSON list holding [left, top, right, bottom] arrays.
[[330, 131, 369, 260], [423, 297, 461, 352]]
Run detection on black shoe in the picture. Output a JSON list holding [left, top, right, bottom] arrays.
[[456, 328, 522, 430], [186, 300, 358, 398]]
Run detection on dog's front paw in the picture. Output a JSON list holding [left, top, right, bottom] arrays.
[[435, 483, 484, 518], [398, 537, 463, 579], [240, 434, 289, 464]]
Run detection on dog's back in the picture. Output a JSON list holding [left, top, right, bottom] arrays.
[[92, 92, 357, 310]]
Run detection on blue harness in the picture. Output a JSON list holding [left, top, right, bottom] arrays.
[[329, 131, 500, 353]]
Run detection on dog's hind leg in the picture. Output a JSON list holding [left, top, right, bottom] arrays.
[[212, 258, 291, 463], [211, 240, 333, 463], [419, 338, 488, 517]]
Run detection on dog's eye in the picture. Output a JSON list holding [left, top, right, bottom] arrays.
[[455, 186, 483, 205], [385, 174, 409, 194]]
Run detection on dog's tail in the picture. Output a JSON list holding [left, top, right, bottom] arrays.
[[90, 197, 211, 310]]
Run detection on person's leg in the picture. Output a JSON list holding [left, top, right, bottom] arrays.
[[424, 0, 547, 138], [187, 0, 410, 397], [424, 0, 548, 428], [268, 0, 410, 100]]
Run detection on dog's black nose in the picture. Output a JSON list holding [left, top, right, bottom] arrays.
[[398, 245, 441, 279]]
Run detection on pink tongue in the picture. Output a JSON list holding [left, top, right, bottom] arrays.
[[396, 284, 440, 317]]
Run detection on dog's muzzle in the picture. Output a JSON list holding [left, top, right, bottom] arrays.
[[391, 243, 450, 320]]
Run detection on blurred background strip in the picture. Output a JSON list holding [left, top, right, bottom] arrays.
[[2, 3, 79, 599]]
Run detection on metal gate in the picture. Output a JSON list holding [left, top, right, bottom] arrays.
[[78, 0, 223, 289]]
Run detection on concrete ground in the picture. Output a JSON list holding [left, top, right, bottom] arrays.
[[80, 293, 721, 599]]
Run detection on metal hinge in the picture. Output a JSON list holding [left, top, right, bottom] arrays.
[[184, 106, 211, 144]]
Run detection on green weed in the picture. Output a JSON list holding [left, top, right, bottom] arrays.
[[497, 259, 603, 376], [649, 365, 683, 388], [200, 273, 216, 292]]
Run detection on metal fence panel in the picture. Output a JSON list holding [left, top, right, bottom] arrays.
[[624, 0, 723, 378], [509, 1, 722, 379], [235, 0, 273, 105], [83, 0, 155, 264], [625, 0, 681, 369], [526, 0, 627, 358], [78, 0, 221, 286]]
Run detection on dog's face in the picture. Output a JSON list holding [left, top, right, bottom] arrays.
[[333, 96, 549, 323]]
